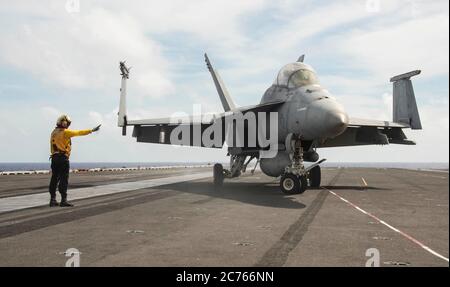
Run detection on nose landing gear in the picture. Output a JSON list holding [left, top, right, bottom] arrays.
[[308, 165, 321, 188], [280, 135, 325, 194], [280, 173, 307, 194], [280, 135, 307, 194]]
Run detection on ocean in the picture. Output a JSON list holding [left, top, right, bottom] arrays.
[[0, 162, 447, 172], [0, 162, 211, 172]]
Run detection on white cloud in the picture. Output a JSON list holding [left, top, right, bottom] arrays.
[[0, 0, 448, 163], [332, 13, 449, 80], [41, 106, 62, 121], [0, 4, 174, 99]]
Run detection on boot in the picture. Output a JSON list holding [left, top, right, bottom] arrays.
[[60, 195, 74, 207], [49, 197, 59, 207]]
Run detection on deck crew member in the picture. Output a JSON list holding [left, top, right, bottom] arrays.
[[49, 114, 100, 207]]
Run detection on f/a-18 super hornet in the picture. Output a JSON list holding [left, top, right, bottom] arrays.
[[117, 54, 422, 194]]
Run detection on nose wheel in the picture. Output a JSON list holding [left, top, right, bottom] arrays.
[[280, 173, 307, 194], [308, 165, 321, 188]]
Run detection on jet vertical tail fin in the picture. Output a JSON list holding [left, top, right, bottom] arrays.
[[390, 70, 422, 130], [118, 61, 130, 135], [205, 53, 236, 112]]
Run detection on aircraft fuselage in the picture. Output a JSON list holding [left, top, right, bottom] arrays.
[[261, 65, 349, 143]]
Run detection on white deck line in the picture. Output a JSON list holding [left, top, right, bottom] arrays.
[[0, 172, 211, 213], [324, 188, 449, 264]]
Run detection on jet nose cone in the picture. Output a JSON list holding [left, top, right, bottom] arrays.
[[299, 97, 349, 140], [326, 111, 349, 137]]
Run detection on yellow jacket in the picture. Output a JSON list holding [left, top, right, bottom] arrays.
[[50, 128, 92, 158]]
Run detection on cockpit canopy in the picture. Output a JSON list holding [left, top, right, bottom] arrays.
[[274, 62, 319, 88]]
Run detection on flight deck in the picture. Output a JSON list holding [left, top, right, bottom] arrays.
[[0, 167, 448, 267]]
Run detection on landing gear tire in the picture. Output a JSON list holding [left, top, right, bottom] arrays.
[[280, 174, 307, 195], [309, 166, 321, 188], [213, 163, 224, 188], [299, 175, 307, 194]]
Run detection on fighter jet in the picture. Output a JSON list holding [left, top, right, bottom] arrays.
[[117, 54, 421, 194]]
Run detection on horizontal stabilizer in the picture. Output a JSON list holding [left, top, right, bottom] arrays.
[[320, 126, 417, 148]]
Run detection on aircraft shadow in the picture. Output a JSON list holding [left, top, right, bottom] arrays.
[[159, 180, 306, 209]]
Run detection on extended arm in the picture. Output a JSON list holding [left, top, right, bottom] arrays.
[[64, 129, 92, 138]]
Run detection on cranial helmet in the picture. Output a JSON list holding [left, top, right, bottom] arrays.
[[56, 114, 71, 128]]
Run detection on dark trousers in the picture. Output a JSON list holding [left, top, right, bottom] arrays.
[[49, 154, 70, 199]]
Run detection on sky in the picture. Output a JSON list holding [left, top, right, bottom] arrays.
[[0, 0, 448, 163]]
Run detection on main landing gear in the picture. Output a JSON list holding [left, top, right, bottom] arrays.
[[213, 163, 224, 187], [213, 154, 256, 189]]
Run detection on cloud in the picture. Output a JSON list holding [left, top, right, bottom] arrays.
[[41, 106, 62, 121], [0, 4, 174, 99], [331, 12, 449, 80], [0, 1, 447, 163]]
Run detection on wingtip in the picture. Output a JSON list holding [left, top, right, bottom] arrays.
[[119, 61, 130, 78]]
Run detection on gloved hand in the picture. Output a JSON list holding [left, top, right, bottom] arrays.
[[92, 124, 101, 132]]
